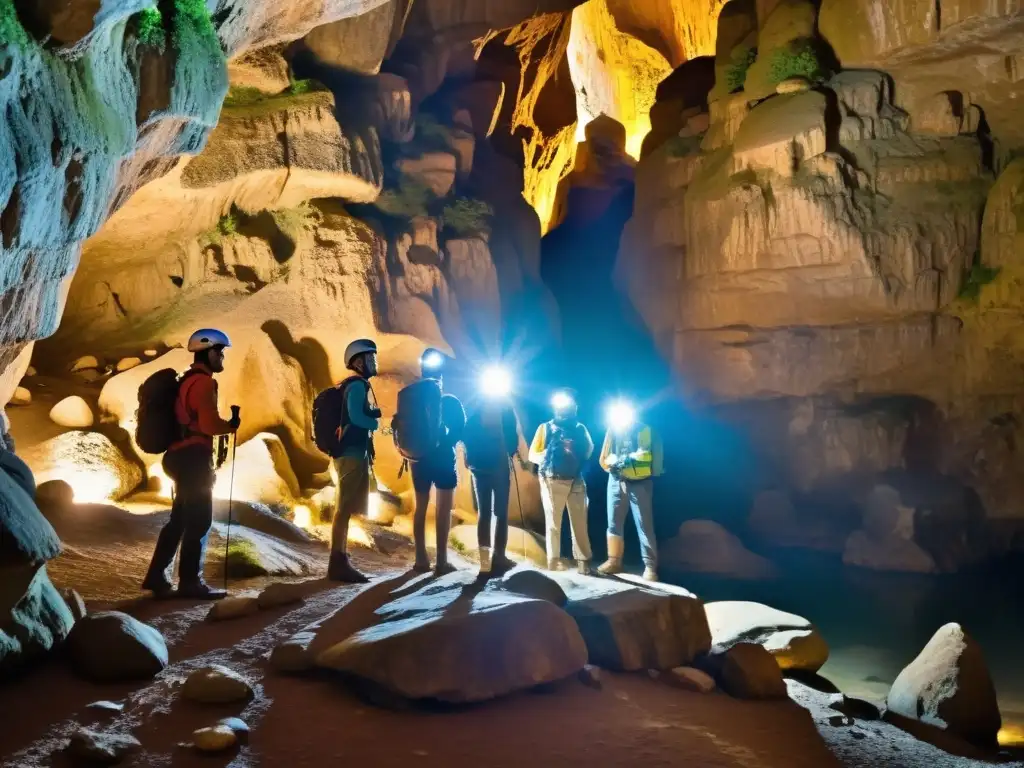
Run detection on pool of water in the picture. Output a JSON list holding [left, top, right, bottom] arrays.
[[664, 550, 1024, 736]]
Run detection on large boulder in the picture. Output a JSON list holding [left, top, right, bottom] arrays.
[[67, 611, 168, 683], [717, 642, 788, 700], [705, 600, 828, 672], [561, 577, 711, 672], [315, 571, 587, 703], [886, 623, 1001, 748], [20, 431, 143, 504], [660, 520, 776, 579]]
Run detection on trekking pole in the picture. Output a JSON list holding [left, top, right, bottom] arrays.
[[223, 407, 240, 592], [509, 455, 527, 559]]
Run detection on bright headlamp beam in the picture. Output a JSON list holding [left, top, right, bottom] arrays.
[[551, 391, 574, 410], [606, 400, 635, 432], [479, 364, 512, 398], [422, 351, 444, 370]]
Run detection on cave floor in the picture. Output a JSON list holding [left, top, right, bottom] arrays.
[[2, 548, 1022, 768]]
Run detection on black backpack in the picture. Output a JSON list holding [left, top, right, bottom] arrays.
[[392, 379, 443, 461], [135, 368, 200, 454], [312, 376, 363, 458], [540, 421, 585, 480]]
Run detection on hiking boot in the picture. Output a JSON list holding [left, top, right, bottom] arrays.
[[489, 555, 516, 577], [478, 547, 492, 574], [433, 561, 458, 577], [412, 558, 432, 574], [177, 580, 227, 600], [141, 573, 174, 599], [597, 533, 624, 575], [328, 551, 369, 584], [642, 566, 659, 582], [576, 559, 591, 576], [547, 558, 566, 572]]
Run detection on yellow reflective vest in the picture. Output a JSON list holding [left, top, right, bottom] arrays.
[[599, 424, 657, 481]]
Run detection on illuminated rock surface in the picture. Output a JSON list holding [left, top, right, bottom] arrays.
[[705, 600, 829, 672]]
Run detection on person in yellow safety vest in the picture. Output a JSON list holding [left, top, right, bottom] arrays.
[[597, 400, 660, 581]]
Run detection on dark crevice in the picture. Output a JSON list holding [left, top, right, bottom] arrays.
[[1, 184, 21, 250]]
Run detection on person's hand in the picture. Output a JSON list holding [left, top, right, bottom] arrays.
[[229, 405, 241, 432], [605, 453, 619, 468]]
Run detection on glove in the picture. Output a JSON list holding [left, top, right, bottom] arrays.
[[228, 415, 241, 432]]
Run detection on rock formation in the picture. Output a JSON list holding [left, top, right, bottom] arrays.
[[619, 0, 1024, 570]]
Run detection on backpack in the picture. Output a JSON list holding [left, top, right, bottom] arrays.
[[540, 421, 584, 480], [135, 368, 200, 454], [312, 376, 362, 458], [393, 378, 443, 461], [651, 427, 664, 477]]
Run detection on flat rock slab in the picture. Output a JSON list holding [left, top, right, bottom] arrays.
[[705, 600, 829, 672], [257, 581, 308, 610], [558, 575, 711, 672], [315, 570, 587, 703], [67, 611, 167, 683]]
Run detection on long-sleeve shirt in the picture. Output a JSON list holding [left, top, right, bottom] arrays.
[[345, 379, 379, 431], [529, 420, 594, 475], [599, 423, 654, 481], [173, 363, 234, 451]]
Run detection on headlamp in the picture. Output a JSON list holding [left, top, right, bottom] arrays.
[[479, 364, 512, 399], [606, 399, 636, 432]]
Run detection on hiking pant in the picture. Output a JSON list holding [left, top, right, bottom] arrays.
[[146, 444, 215, 585], [331, 455, 370, 553], [607, 476, 656, 567], [540, 476, 592, 562], [472, 468, 510, 558]]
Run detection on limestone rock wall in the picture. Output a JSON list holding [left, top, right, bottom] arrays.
[[619, 0, 1024, 567]]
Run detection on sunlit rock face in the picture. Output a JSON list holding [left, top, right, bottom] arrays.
[[619, 0, 1024, 564]]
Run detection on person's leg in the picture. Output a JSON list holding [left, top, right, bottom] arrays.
[[433, 488, 455, 574], [543, 479, 573, 570], [474, 471, 494, 572], [598, 477, 628, 574], [491, 469, 512, 571], [565, 478, 592, 572], [177, 447, 223, 598], [411, 461, 432, 571], [629, 479, 658, 580], [328, 457, 370, 583], [142, 453, 186, 595]]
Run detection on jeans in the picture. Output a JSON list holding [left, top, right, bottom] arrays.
[[607, 476, 656, 567], [540, 476, 592, 562], [331, 456, 370, 553], [472, 469, 510, 558], [146, 444, 215, 585]]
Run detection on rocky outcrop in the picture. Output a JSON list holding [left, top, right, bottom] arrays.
[[21, 431, 143, 504], [886, 623, 1002, 749], [705, 600, 829, 672], [316, 571, 587, 703], [67, 611, 168, 683], [660, 520, 776, 579]]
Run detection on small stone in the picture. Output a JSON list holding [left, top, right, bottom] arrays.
[[193, 724, 236, 752], [578, 664, 602, 689], [67, 727, 140, 764], [70, 355, 100, 373], [10, 386, 31, 406], [776, 76, 812, 94], [61, 588, 88, 621], [26, 366, 37, 376], [206, 596, 259, 622], [115, 357, 142, 373], [501, 568, 568, 606], [257, 581, 306, 610], [49, 395, 95, 429], [75, 369, 103, 382], [87, 700, 124, 713], [182, 665, 254, 704], [217, 717, 250, 738], [647, 669, 661, 680], [668, 666, 716, 693], [143, 349, 158, 358], [828, 693, 880, 721], [719, 643, 787, 700]]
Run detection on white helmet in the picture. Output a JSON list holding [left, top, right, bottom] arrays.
[[187, 328, 232, 352], [344, 338, 377, 369]]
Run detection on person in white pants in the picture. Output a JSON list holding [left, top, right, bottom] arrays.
[[528, 390, 594, 574]]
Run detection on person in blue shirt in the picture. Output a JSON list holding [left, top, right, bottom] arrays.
[[328, 338, 382, 583]]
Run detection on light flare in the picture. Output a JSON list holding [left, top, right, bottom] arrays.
[[347, 518, 374, 549], [292, 504, 312, 531], [62, 468, 119, 504]]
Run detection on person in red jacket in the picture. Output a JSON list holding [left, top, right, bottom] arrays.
[[142, 329, 240, 599]]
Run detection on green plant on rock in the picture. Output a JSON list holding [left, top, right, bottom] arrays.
[[413, 112, 454, 153], [167, 0, 227, 123], [442, 197, 493, 237], [0, 0, 30, 48], [271, 203, 319, 242], [448, 534, 467, 555], [375, 180, 432, 220], [224, 539, 268, 578], [135, 7, 166, 52], [767, 37, 826, 85], [223, 86, 265, 107], [959, 262, 1001, 303], [200, 213, 238, 247], [285, 78, 319, 96], [725, 46, 757, 93]]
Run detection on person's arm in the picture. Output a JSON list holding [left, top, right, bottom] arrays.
[[442, 395, 466, 446], [192, 377, 235, 436], [345, 380, 379, 431], [579, 424, 595, 461], [528, 423, 547, 466], [598, 430, 617, 472], [502, 407, 519, 454]]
